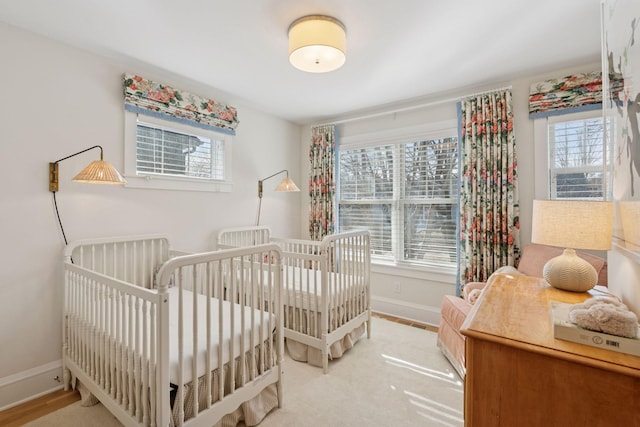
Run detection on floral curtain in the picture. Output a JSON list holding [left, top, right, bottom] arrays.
[[309, 125, 336, 240], [458, 89, 521, 294], [528, 71, 623, 119], [123, 73, 239, 134]]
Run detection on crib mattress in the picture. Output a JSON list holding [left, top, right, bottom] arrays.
[[280, 265, 365, 309], [167, 287, 274, 385]]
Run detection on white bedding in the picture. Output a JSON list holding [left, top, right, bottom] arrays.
[[280, 265, 365, 310], [167, 287, 274, 385]]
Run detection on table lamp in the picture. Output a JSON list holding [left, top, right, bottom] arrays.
[[531, 200, 613, 292]]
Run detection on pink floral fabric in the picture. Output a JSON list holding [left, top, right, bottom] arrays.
[[459, 89, 521, 291], [309, 125, 336, 240], [123, 73, 239, 133], [528, 71, 623, 118]]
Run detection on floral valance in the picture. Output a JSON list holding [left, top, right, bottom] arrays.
[[528, 71, 623, 119], [123, 73, 239, 135]]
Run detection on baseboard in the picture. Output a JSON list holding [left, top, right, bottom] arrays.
[[0, 360, 64, 411], [371, 296, 441, 327]]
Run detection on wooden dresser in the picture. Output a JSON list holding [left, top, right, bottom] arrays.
[[460, 274, 640, 427]]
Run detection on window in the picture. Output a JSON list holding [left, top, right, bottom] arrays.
[[544, 111, 612, 200], [338, 126, 458, 268], [124, 112, 232, 192]]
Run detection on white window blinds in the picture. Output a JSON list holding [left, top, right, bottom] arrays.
[[137, 121, 225, 180], [338, 136, 458, 267], [548, 115, 610, 199]]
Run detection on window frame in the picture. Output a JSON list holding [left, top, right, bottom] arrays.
[[534, 110, 611, 201], [124, 111, 233, 192], [337, 121, 458, 271]]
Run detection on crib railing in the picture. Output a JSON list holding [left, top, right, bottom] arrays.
[[65, 234, 170, 289], [214, 227, 371, 373], [63, 262, 163, 425], [319, 231, 371, 331], [63, 237, 283, 427], [217, 226, 271, 249]]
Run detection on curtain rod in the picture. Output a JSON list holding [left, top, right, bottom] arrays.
[[312, 85, 513, 128], [462, 85, 513, 99]]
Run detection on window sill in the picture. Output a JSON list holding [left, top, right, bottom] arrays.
[[372, 260, 456, 283], [124, 174, 233, 192]]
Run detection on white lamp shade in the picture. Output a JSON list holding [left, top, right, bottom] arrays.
[[531, 200, 613, 250], [620, 201, 640, 248], [288, 15, 346, 73]]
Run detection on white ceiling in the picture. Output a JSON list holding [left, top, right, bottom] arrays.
[[0, 0, 602, 124]]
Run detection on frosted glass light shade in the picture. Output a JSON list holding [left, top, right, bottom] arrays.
[[275, 177, 300, 192], [288, 15, 346, 73], [531, 200, 613, 292], [72, 160, 127, 185]]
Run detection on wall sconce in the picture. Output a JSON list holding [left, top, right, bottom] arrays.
[[531, 199, 613, 292], [50, 145, 126, 244], [256, 169, 300, 225], [49, 145, 126, 192]]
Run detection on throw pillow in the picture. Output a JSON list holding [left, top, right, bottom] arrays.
[[468, 288, 483, 305]]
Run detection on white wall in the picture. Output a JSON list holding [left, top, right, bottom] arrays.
[[299, 62, 602, 326], [0, 19, 610, 408], [0, 23, 301, 409], [608, 249, 640, 316]]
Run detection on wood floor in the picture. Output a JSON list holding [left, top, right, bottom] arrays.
[[374, 312, 438, 333], [0, 388, 80, 427], [0, 312, 437, 426]]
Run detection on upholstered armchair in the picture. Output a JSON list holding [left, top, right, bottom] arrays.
[[437, 243, 608, 378]]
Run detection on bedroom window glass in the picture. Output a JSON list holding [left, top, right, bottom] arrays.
[[547, 111, 611, 200], [338, 133, 458, 268], [124, 112, 232, 191]]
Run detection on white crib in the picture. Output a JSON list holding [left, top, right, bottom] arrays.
[[62, 235, 284, 427], [217, 227, 371, 373]]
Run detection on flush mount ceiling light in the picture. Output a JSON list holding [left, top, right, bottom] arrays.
[[288, 15, 346, 73]]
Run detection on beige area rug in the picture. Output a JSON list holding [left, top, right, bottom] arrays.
[[26, 317, 463, 427]]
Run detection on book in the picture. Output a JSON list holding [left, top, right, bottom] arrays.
[[550, 301, 640, 357]]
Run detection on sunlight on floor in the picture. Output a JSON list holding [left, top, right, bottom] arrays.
[[381, 353, 463, 387], [407, 390, 464, 425], [382, 352, 464, 426]]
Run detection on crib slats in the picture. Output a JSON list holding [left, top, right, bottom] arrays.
[[216, 260, 225, 409], [203, 261, 213, 412], [190, 264, 199, 421], [218, 227, 371, 374], [63, 237, 283, 427], [176, 267, 185, 425]]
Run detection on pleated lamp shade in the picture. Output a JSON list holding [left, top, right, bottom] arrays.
[[72, 160, 127, 185], [275, 177, 300, 192]]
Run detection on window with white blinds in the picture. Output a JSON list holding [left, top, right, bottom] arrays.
[[136, 122, 224, 180], [548, 113, 611, 200], [338, 136, 458, 267], [123, 111, 232, 192]]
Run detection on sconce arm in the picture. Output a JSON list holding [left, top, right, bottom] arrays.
[[258, 169, 289, 198], [49, 145, 104, 193]]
